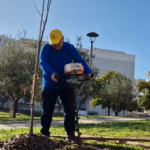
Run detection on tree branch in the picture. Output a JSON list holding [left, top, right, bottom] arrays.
[[34, 3, 44, 25], [5, 92, 13, 101], [15, 96, 22, 102], [40, 0, 51, 42]]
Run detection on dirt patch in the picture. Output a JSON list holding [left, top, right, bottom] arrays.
[[0, 134, 101, 150]]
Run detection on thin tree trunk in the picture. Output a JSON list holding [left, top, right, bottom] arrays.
[[58, 101, 61, 115], [29, 0, 51, 136], [108, 107, 110, 116], [77, 98, 86, 113], [115, 111, 119, 116], [9, 100, 17, 118], [29, 0, 45, 136]]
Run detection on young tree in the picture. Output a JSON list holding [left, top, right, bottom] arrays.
[[29, 0, 52, 135], [137, 81, 150, 110], [91, 71, 138, 116], [0, 31, 37, 118]]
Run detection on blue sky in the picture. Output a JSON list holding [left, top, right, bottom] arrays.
[[0, 0, 150, 79]]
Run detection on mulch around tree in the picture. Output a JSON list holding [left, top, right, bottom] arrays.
[[0, 134, 102, 150]]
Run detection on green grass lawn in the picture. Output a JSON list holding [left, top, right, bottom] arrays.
[[0, 111, 64, 122], [88, 115, 123, 118], [1, 120, 150, 149], [0, 111, 124, 123]]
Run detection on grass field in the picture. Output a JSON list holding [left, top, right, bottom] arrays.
[[0, 111, 123, 123], [1, 120, 150, 149], [0, 111, 64, 122]]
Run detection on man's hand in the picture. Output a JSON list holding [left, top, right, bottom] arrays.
[[51, 73, 58, 82], [88, 74, 94, 80]]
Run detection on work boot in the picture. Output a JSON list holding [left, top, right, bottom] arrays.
[[66, 134, 77, 143], [40, 131, 50, 137]]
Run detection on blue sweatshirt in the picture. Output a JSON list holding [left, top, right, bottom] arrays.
[[39, 42, 92, 89]]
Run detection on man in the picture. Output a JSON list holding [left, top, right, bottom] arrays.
[[39, 29, 93, 142]]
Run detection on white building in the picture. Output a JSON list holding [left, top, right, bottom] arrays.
[[91, 48, 135, 80]]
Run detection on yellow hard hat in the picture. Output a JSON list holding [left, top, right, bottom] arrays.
[[49, 29, 63, 45]]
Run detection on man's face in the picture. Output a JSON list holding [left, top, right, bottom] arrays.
[[52, 37, 64, 50]]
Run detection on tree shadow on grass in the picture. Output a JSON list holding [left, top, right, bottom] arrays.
[[86, 142, 141, 150], [51, 138, 140, 150]]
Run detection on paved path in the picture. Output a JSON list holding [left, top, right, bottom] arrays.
[[0, 117, 149, 130]]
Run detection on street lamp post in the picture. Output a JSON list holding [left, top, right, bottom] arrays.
[[86, 32, 99, 118]]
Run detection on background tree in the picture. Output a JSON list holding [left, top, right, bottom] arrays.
[[91, 71, 116, 115], [136, 81, 150, 93], [91, 70, 138, 116], [0, 30, 42, 118], [139, 94, 150, 111], [137, 81, 150, 110], [107, 77, 138, 116]]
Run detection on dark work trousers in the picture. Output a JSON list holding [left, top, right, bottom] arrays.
[[40, 88, 76, 136]]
